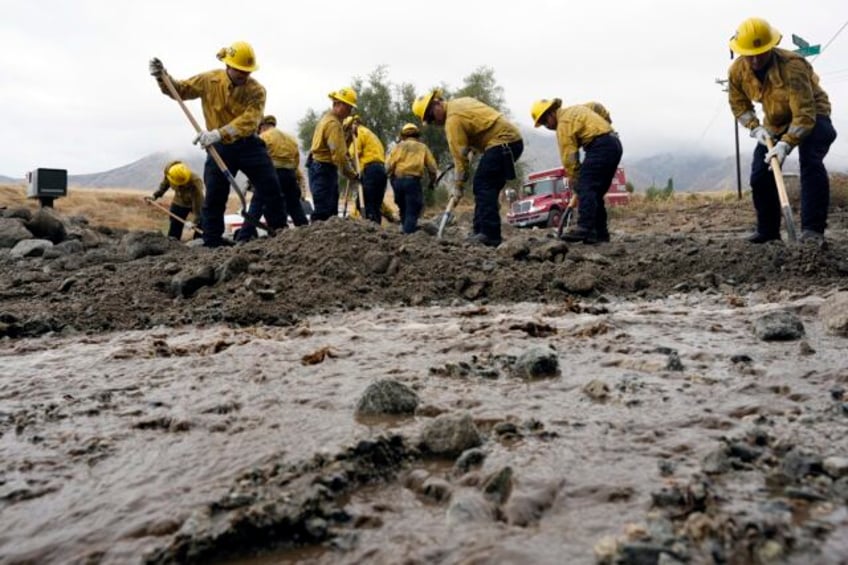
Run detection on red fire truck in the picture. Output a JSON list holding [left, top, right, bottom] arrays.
[[506, 167, 629, 228]]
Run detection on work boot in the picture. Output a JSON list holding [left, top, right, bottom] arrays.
[[799, 229, 826, 247], [465, 233, 501, 247], [561, 227, 598, 244], [746, 231, 781, 244], [596, 231, 611, 243]]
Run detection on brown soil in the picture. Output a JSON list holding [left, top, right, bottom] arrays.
[[1, 199, 847, 339]]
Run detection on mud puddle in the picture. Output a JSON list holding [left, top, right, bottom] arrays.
[[1, 292, 847, 564]]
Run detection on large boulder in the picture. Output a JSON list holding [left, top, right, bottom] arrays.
[[10, 239, 53, 258], [0, 218, 33, 248], [25, 208, 67, 244]]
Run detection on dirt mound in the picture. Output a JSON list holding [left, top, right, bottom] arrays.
[[1, 207, 847, 339]]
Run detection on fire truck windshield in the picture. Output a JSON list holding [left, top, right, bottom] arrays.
[[524, 178, 557, 197]]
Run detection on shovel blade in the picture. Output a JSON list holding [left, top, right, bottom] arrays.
[[437, 211, 454, 239]]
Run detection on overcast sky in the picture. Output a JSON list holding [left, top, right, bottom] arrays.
[[2, 0, 847, 176]]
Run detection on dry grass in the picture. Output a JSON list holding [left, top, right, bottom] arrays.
[[0, 184, 242, 233]]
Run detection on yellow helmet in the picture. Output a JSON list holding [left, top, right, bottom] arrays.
[[401, 123, 420, 137], [216, 41, 259, 72], [729, 17, 781, 56], [166, 162, 192, 186], [260, 115, 277, 127], [530, 98, 562, 127], [329, 87, 358, 109], [412, 89, 443, 124]]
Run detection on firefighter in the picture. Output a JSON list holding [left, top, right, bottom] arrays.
[[257, 115, 309, 226], [728, 17, 836, 244], [344, 115, 388, 224], [530, 98, 622, 244], [151, 161, 204, 240], [412, 89, 523, 247], [149, 41, 286, 247], [385, 123, 438, 234], [308, 88, 359, 222]]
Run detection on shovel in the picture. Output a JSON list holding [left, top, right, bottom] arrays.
[[144, 197, 203, 235], [765, 138, 798, 242], [157, 67, 272, 235], [436, 195, 459, 239]]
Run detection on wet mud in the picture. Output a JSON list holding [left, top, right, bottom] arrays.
[[1, 201, 848, 564]]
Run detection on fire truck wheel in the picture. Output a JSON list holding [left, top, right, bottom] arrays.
[[547, 208, 563, 229]]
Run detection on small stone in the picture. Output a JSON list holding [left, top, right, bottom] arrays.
[[823, 456, 848, 479], [753, 310, 805, 341]]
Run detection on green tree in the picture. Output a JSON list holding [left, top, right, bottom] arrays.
[[296, 108, 320, 153]]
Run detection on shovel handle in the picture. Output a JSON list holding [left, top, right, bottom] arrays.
[[765, 138, 798, 242], [144, 197, 203, 235]]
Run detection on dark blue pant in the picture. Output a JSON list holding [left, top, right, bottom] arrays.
[[168, 203, 201, 240], [750, 115, 837, 235], [362, 162, 388, 224], [575, 133, 623, 236], [202, 136, 285, 246], [278, 168, 309, 226], [392, 176, 423, 234], [308, 160, 339, 222], [473, 140, 524, 242]]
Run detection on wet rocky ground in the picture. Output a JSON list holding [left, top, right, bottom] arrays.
[[1, 199, 848, 564]]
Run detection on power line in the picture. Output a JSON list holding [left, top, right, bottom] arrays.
[[812, 19, 848, 62]]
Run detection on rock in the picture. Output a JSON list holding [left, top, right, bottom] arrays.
[[482, 466, 513, 505], [513, 345, 559, 380], [502, 481, 560, 527], [779, 448, 824, 481], [583, 379, 610, 401], [0, 217, 34, 248], [171, 265, 217, 298], [821, 292, 848, 337], [43, 239, 84, 259], [702, 445, 731, 475], [823, 456, 848, 479], [496, 239, 530, 260], [364, 251, 391, 274], [527, 240, 568, 262], [753, 311, 805, 341], [3, 207, 32, 221], [421, 477, 452, 503], [445, 490, 494, 526], [559, 271, 597, 295], [216, 254, 251, 282], [121, 231, 171, 260], [419, 412, 482, 457], [454, 448, 487, 474], [25, 208, 67, 244], [355, 379, 419, 416], [10, 239, 53, 258]]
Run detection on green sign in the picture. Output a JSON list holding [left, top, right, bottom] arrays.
[[794, 45, 821, 57]]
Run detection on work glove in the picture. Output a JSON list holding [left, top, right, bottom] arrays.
[[750, 126, 771, 146], [149, 57, 164, 78], [764, 141, 791, 169], [184, 221, 194, 230], [451, 182, 464, 201], [193, 129, 222, 148]]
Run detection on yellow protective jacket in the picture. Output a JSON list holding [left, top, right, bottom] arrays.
[[443, 97, 522, 184], [386, 139, 438, 180], [554, 105, 615, 181], [348, 126, 386, 170], [154, 160, 204, 217], [260, 127, 306, 193], [584, 101, 612, 124], [728, 48, 831, 147], [310, 111, 357, 178], [159, 69, 266, 143]]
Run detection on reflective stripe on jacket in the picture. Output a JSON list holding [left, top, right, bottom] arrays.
[[728, 48, 830, 147], [160, 69, 266, 143]]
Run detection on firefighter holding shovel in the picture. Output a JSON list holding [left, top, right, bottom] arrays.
[[148, 161, 204, 240], [149, 41, 287, 247], [530, 98, 622, 244], [412, 89, 523, 247], [728, 17, 837, 245]]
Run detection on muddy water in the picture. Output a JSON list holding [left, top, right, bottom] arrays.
[[1, 293, 847, 564]]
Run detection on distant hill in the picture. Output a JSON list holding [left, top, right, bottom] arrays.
[[3, 130, 839, 193], [67, 152, 208, 191]]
